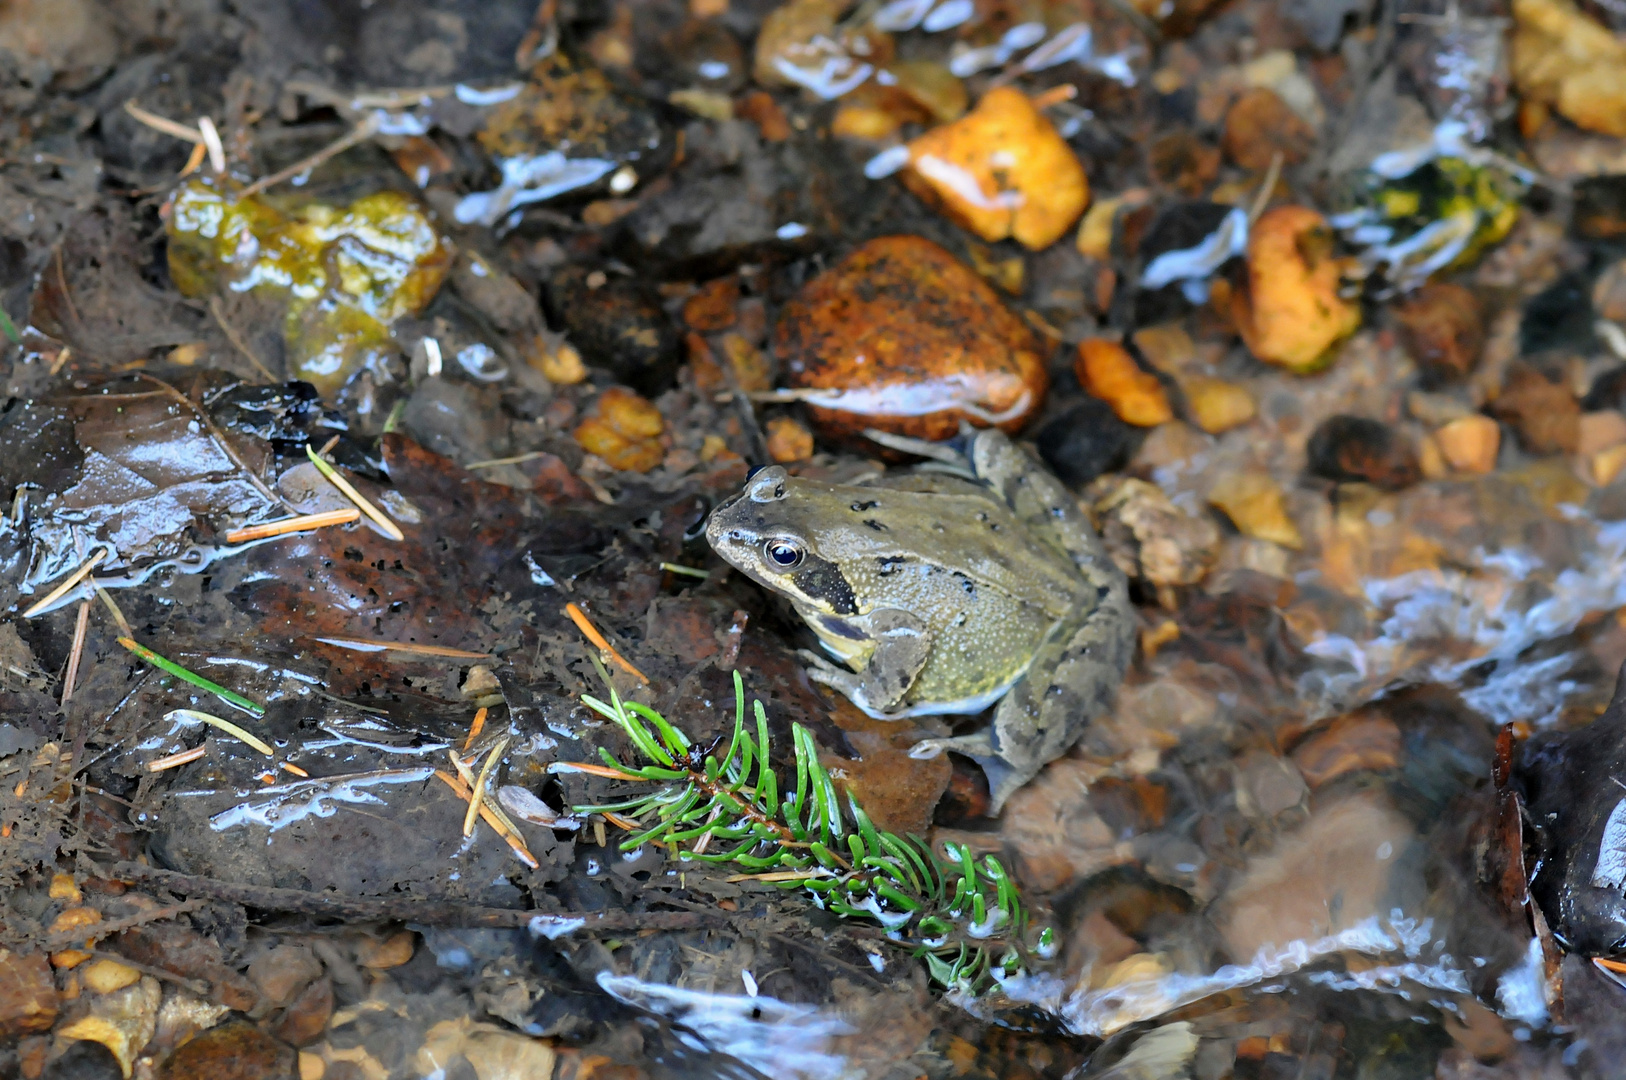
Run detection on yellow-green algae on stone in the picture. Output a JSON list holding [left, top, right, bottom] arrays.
[[166, 179, 452, 395]]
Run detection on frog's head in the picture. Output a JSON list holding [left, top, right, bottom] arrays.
[[704, 466, 860, 616]]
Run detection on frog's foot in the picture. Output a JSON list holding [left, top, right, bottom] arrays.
[[909, 731, 1028, 815], [798, 649, 916, 719]]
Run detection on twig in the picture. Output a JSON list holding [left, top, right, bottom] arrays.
[[41, 899, 208, 951], [148, 746, 207, 772], [314, 637, 488, 659], [22, 548, 107, 618], [465, 451, 549, 469], [306, 443, 404, 541], [122, 100, 203, 144], [1247, 150, 1284, 225], [61, 601, 91, 705], [463, 737, 508, 838], [53, 246, 85, 334], [225, 508, 360, 544], [239, 115, 382, 199], [197, 116, 226, 175], [94, 587, 133, 638], [208, 296, 277, 382], [565, 602, 649, 684], [113, 862, 725, 930], [437, 768, 538, 867]]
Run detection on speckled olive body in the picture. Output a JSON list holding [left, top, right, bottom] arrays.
[[706, 428, 1134, 811]]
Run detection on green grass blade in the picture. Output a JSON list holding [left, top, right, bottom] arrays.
[[117, 637, 264, 717]]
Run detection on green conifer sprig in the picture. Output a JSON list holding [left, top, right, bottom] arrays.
[[550, 670, 1056, 993]]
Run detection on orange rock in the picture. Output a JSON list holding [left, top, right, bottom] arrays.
[[1435, 415, 1501, 473], [1511, 0, 1626, 137], [1183, 377, 1256, 433], [734, 90, 791, 142], [1076, 340, 1173, 427], [717, 332, 772, 392], [774, 235, 1048, 441], [1577, 410, 1626, 456], [1231, 206, 1361, 373], [765, 416, 815, 462], [573, 387, 665, 472], [902, 87, 1089, 250], [1491, 367, 1579, 454]]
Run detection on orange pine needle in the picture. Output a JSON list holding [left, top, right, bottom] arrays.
[[1595, 956, 1626, 974], [564, 602, 649, 684], [314, 637, 490, 659], [1029, 84, 1078, 109], [463, 707, 487, 750], [434, 769, 539, 868], [148, 746, 207, 772], [602, 811, 642, 832], [552, 761, 635, 779], [225, 508, 361, 544]]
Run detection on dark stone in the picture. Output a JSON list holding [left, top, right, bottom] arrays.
[[1392, 282, 1484, 386], [1034, 397, 1141, 488], [546, 265, 680, 395], [43, 1041, 122, 1080], [1521, 272, 1596, 358], [1516, 661, 1626, 958], [1584, 364, 1626, 412], [1306, 415, 1421, 490], [158, 1021, 295, 1080], [1573, 175, 1626, 241]]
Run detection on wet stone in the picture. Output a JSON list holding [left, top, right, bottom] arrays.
[[1491, 365, 1581, 454], [1222, 87, 1315, 172], [1392, 283, 1485, 386], [0, 948, 58, 1038], [775, 235, 1049, 441], [1306, 415, 1421, 491], [42, 1040, 122, 1080], [1034, 397, 1142, 488], [547, 266, 679, 396], [1573, 174, 1626, 241], [158, 1020, 295, 1080]]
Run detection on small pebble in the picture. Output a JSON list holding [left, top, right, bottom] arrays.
[[574, 388, 666, 472], [42, 1040, 122, 1080], [1392, 282, 1484, 386], [80, 960, 141, 996], [765, 416, 815, 462], [1576, 409, 1626, 456], [158, 1020, 294, 1080], [1231, 205, 1361, 373], [1491, 365, 1580, 453], [1034, 397, 1141, 487], [1435, 415, 1501, 474], [902, 87, 1089, 250], [1306, 415, 1421, 490], [1207, 472, 1302, 549], [1222, 87, 1315, 171], [1183, 377, 1256, 434], [0, 949, 58, 1038], [682, 277, 740, 332], [1076, 340, 1173, 427], [1593, 443, 1626, 485]]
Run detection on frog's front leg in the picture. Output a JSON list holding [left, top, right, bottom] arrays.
[[800, 608, 932, 717]]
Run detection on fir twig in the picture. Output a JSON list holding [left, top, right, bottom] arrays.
[[551, 670, 1056, 993]]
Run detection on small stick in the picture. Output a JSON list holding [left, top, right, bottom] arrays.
[[446, 751, 523, 837], [117, 638, 265, 717], [315, 636, 489, 659], [601, 811, 642, 832], [463, 737, 508, 837], [209, 296, 277, 382], [306, 444, 404, 541], [148, 745, 207, 772], [178, 141, 207, 178], [197, 116, 226, 174], [465, 451, 549, 469], [165, 708, 274, 755], [659, 563, 710, 579], [564, 602, 649, 684], [61, 601, 91, 705], [22, 548, 107, 618], [463, 706, 487, 750], [281, 762, 310, 777], [122, 100, 204, 143], [1248, 150, 1284, 226], [48, 346, 73, 376], [550, 761, 637, 779], [239, 114, 382, 199], [1028, 83, 1077, 109], [225, 508, 360, 544], [94, 587, 133, 638], [435, 769, 539, 868]]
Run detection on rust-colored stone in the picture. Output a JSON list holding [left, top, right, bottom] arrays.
[[1491, 365, 1581, 454], [1392, 282, 1485, 385], [1221, 88, 1315, 171], [774, 235, 1048, 441], [0, 949, 58, 1038], [681, 277, 739, 332]]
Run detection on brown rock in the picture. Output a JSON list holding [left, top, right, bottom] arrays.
[[1305, 415, 1421, 490], [1183, 377, 1256, 434], [271, 977, 333, 1048], [1511, 0, 1626, 137], [1392, 283, 1485, 385], [247, 945, 322, 1009], [158, 1021, 295, 1080], [774, 235, 1048, 441], [902, 87, 1089, 250], [682, 277, 739, 332], [574, 388, 666, 472], [1577, 409, 1626, 456], [353, 931, 415, 970], [1148, 129, 1221, 196], [1222, 88, 1315, 172], [1491, 366, 1581, 453], [1594, 259, 1626, 322], [1207, 472, 1302, 549], [0, 949, 58, 1037], [1291, 711, 1402, 787]]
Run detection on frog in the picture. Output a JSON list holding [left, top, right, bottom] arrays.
[[705, 426, 1134, 812]]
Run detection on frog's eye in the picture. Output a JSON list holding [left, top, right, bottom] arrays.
[[763, 538, 805, 569]]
